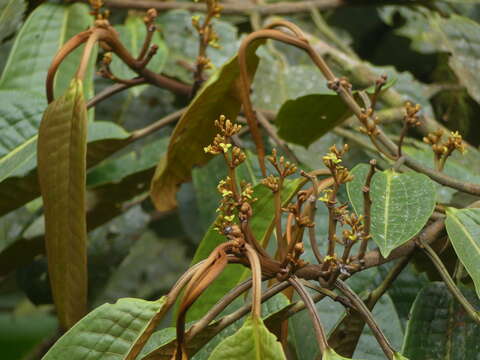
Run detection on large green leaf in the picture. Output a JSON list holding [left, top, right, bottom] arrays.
[[432, 14, 480, 104], [0, 3, 93, 191], [110, 14, 168, 96], [37, 78, 88, 329], [149, 40, 264, 212], [208, 315, 286, 360], [275, 94, 350, 147], [348, 168, 436, 258], [186, 177, 304, 322], [403, 282, 480, 359], [42, 297, 168, 360], [445, 207, 480, 298], [0, 0, 25, 42]]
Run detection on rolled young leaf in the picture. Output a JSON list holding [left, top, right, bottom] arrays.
[[37, 78, 88, 329], [445, 207, 480, 298], [208, 315, 286, 360]]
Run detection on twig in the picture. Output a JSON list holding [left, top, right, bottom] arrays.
[[288, 276, 329, 354], [187, 278, 253, 339], [130, 108, 185, 141], [358, 159, 376, 260], [419, 241, 480, 324], [367, 254, 412, 306], [335, 279, 396, 359], [245, 243, 263, 318], [86, 78, 147, 108], [256, 110, 300, 164]]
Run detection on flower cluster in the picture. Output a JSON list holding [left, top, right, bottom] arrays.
[[322, 144, 353, 185], [423, 128, 466, 169]]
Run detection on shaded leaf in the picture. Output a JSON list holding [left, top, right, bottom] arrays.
[[37, 78, 88, 329], [275, 94, 350, 147], [350, 169, 436, 258], [0, 0, 25, 42], [445, 207, 480, 298], [346, 163, 370, 216], [433, 14, 480, 104], [149, 40, 264, 211], [42, 297, 168, 360], [186, 178, 304, 322], [208, 315, 286, 360], [0, 121, 130, 217], [403, 282, 480, 359], [157, 10, 238, 84]]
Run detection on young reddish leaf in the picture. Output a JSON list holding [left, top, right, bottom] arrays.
[[37, 78, 88, 329]]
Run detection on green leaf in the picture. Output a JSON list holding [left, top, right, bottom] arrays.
[[149, 40, 264, 211], [445, 207, 480, 298], [403, 282, 480, 359], [432, 14, 480, 104], [393, 353, 409, 360], [0, 3, 93, 191], [110, 14, 168, 96], [208, 315, 286, 360], [0, 3, 93, 96], [185, 177, 304, 322], [0, 0, 25, 42], [351, 169, 436, 258], [37, 78, 88, 329], [42, 297, 168, 360], [0, 121, 131, 217], [323, 348, 362, 359], [275, 94, 350, 147]]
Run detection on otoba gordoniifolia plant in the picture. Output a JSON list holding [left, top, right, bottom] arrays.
[[31, 2, 480, 360]]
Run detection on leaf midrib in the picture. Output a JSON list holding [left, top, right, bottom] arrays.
[[382, 172, 393, 252]]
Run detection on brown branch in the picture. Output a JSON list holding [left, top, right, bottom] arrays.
[[86, 78, 147, 108], [335, 280, 396, 359]]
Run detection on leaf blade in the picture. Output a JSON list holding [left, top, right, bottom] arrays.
[[42, 297, 168, 360], [37, 78, 88, 329], [445, 207, 480, 298], [369, 170, 436, 258], [208, 316, 286, 360]]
